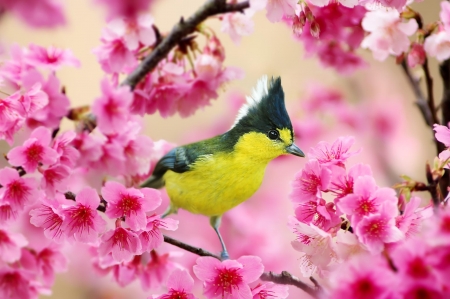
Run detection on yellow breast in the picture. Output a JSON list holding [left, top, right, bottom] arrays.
[[163, 131, 290, 216], [164, 152, 268, 216]]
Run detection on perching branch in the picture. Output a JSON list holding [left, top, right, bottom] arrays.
[[121, 0, 250, 89], [260, 271, 320, 298], [63, 188, 320, 296], [163, 235, 221, 259]]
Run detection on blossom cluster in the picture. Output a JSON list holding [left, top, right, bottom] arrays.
[[93, 13, 243, 118], [288, 135, 450, 298]]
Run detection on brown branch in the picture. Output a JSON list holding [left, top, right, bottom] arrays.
[[422, 58, 440, 127], [400, 61, 432, 126], [163, 235, 221, 259], [121, 0, 250, 90], [260, 271, 320, 298]]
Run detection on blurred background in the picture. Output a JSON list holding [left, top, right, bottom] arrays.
[[0, 0, 442, 298]]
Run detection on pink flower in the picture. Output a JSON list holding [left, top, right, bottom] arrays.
[[355, 205, 404, 254], [391, 238, 437, 283], [29, 73, 71, 129], [328, 255, 396, 299], [139, 215, 178, 252], [396, 196, 431, 238], [221, 12, 254, 45], [441, 1, 450, 32], [95, 0, 154, 19], [329, 163, 373, 202], [424, 31, 450, 62], [0, 268, 37, 299], [193, 255, 264, 299], [71, 131, 103, 166], [108, 15, 156, 51], [0, 229, 27, 263], [52, 130, 80, 168], [99, 227, 141, 263], [34, 245, 67, 287], [0, 167, 39, 210], [289, 220, 335, 276], [262, 0, 297, 23], [0, 92, 26, 145], [338, 175, 398, 224], [92, 79, 133, 135], [399, 283, 444, 299], [154, 269, 198, 299], [359, 0, 407, 11], [112, 121, 154, 177], [7, 126, 58, 173], [407, 43, 426, 68], [290, 159, 331, 204], [139, 251, 178, 290], [361, 10, 418, 61], [29, 194, 66, 242], [294, 199, 341, 232], [20, 83, 49, 116], [93, 22, 137, 74], [102, 181, 161, 230], [39, 164, 71, 196], [251, 282, 289, 299], [434, 124, 450, 147], [2, 0, 66, 28], [308, 136, 358, 167], [61, 187, 106, 243], [25, 44, 80, 70]]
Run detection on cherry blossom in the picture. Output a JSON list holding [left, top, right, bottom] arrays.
[[251, 282, 289, 299], [221, 12, 254, 44], [0, 167, 39, 209], [92, 78, 133, 135], [102, 181, 161, 230], [98, 226, 141, 263], [61, 187, 106, 243], [29, 194, 67, 242], [7, 126, 58, 173], [308, 136, 359, 167], [0, 228, 28, 263], [290, 159, 331, 203], [0, 0, 66, 28], [361, 10, 418, 61], [424, 30, 450, 62], [194, 255, 264, 299], [153, 269, 198, 299], [139, 215, 178, 252], [25, 44, 80, 70]]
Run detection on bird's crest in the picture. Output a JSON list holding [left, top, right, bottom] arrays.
[[231, 76, 292, 132]]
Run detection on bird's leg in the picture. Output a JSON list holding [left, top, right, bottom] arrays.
[[210, 216, 229, 260]]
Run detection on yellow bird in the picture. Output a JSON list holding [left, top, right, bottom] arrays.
[[142, 76, 304, 259]]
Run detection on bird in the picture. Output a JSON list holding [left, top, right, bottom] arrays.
[[142, 76, 305, 259]]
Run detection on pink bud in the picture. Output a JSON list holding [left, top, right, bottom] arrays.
[[310, 21, 320, 38], [407, 43, 426, 68], [299, 11, 307, 26], [304, 6, 314, 22], [292, 15, 303, 37]]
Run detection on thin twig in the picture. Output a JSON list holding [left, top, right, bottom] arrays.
[[260, 271, 319, 298], [400, 61, 432, 126], [163, 235, 221, 259], [121, 0, 249, 89]]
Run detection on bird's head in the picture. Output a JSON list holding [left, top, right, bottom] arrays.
[[229, 76, 304, 161]]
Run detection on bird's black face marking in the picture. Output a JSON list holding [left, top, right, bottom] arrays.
[[267, 129, 279, 140]]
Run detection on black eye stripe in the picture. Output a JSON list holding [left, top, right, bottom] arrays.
[[267, 130, 279, 140]]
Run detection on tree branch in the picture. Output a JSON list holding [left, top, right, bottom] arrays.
[[121, 0, 249, 89], [163, 235, 221, 259], [260, 271, 320, 298]]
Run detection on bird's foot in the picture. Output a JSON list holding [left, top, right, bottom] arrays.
[[220, 250, 230, 261]]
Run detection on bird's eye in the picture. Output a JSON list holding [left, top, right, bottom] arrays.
[[267, 130, 279, 140]]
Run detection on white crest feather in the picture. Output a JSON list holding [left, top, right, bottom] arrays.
[[231, 75, 269, 128]]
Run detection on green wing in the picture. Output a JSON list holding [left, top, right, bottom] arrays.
[[141, 135, 230, 189]]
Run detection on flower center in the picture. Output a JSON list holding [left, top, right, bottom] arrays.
[[25, 143, 44, 162], [213, 268, 243, 295]]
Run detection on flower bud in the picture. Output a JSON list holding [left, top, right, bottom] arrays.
[[304, 6, 314, 22], [299, 11, 306, 26], [310, 21, 320, 38], [407, 43, 426, 68], [292, 15, 303, 36]]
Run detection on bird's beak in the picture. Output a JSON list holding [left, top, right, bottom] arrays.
[[286, 143, 305, 157]]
